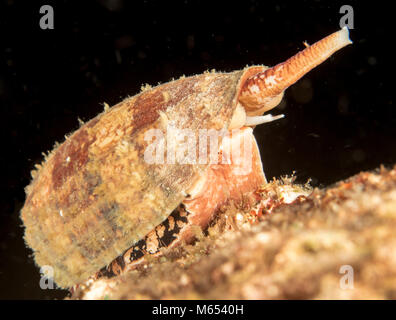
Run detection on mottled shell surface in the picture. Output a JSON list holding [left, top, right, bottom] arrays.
[[21, 66, 265, 288]]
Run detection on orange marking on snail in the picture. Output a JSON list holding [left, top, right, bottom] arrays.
[[239, 26, 352, 116], [21, 28, 352, 288]]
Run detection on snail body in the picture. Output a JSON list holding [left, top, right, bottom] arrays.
[[21, 28, 352, 288]]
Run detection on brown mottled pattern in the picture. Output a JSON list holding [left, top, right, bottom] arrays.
[[52, 118, 100, 190], [93, 128, 266, 281], [20, 68, 256, 288], [128, 78, 196, 137]]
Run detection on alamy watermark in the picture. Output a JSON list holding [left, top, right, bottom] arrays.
[[339, 265, 354, 290], [339, 5, 354, 29], [39, 265, 54, 289], [39, 5, 354, 32], [143, 126, 254, 175], [39, 5, 54, 30]]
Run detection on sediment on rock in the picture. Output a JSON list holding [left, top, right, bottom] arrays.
[[70, 165, 396, 300]]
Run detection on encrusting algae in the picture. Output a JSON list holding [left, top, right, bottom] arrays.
[[70, 166, 396, 300]]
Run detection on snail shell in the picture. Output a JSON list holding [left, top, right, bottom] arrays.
[[21, 28, 351, 288]]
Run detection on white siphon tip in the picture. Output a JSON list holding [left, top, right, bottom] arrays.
[[340, 26, 353, 45]]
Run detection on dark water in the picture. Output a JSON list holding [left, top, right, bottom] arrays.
[[0, 0, 394, 299]]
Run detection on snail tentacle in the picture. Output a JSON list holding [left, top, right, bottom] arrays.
[[244, 114, 285, 126]]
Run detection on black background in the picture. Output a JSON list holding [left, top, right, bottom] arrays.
[[0, 0, 394, 299]]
